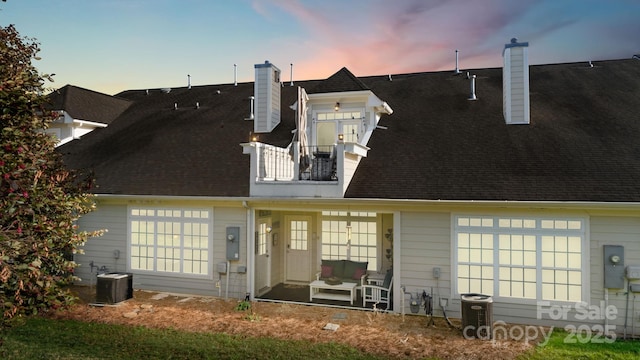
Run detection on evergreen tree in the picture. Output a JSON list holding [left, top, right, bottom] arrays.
[[0, 24, 101, 326]]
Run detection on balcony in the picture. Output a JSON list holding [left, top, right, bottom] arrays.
[[241, 141, 369, 198]]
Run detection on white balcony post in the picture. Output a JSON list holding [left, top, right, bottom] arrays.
[[336, 142, 345, 190], [293, 141, 300, 180]]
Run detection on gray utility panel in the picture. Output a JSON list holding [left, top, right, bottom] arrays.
[[226, 226, 240, 261], [603, 245, 624, 289]]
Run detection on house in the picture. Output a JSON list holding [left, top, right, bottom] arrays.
[[61, 39, 640, 335], [45, 85, 131, 146]]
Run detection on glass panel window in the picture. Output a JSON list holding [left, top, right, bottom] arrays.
[[290, 220, 308, 250], [455, 215, 585, 302], [316, 122, 336, 153], [129, 207, 211, 277], [315, 111, 363, 147], [257, 222, 268, 255], [321, 212, 377, 271]]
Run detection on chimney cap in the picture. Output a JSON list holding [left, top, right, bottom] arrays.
[[504, 38, 529, 49]]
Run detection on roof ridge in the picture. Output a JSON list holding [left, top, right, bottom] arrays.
[[309, 67, 370, 94]]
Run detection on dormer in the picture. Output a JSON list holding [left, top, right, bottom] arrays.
[[305, 90, 392, 152], [304, 67, 392, 150], [242, 67, 392, 198], [45, 85, 131, 146]]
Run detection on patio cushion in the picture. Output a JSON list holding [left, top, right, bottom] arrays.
[[321, 260, 345, 278], [352, 267, 367, 280], [344, 261, 368, 280], [382, 269, 393, 288], [321, 265, 333, 278]]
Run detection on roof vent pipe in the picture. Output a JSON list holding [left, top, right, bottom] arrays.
[[188, 74, 191, 89], [388, 74, 392, 81], [196, 102, 200, 109], [174, 102, 178, 110], [234, 64, 238, 86], [455, 49, 461, 74], [290, 63, 294, 86], [245, 96, 255, 120], [468, 75, 477, 101]]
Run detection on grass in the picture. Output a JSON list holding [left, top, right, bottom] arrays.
[[2, 318, 640, 360], [518, 329, 640, 360], [0, 317, 385, 360]]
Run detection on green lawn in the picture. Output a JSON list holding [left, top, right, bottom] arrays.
[[0, 317, 384, 360], [2, 318, 640, 360], [518, 329, 640, 360]]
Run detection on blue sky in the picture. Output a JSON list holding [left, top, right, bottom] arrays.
[[2, 0, 639, 95]]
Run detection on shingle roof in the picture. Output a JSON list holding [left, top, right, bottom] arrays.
[[347, 59, 640, 201], [309, 67, 370, 94], [61, 59, 640, 201], [47, 85, 132, 125]]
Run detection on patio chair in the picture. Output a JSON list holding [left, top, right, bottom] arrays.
[[362, 270, 393, 309]]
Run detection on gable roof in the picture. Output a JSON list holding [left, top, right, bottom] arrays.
[[60, 59, 640, 202], [309, 67, 370, 94], [46, 85, 132, 125]]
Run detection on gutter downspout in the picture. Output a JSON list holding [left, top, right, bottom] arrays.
[[243, 201, 254, 300], [226, 260, 230, 300], [604, 288, 609, 335]]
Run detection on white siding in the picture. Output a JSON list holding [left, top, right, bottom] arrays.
[[75, 204, 128, 286], [341, 153, 360, 195], [396, 209, 640, 333], [254, 62, 280, 133], [502, 44, 530, 125], [75, 202, 249, 299], [398, 211, 452, 317], [589, 215, 640, 334]]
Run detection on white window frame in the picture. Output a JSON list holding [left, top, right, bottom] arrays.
[[314, 110, 364, 147], [321, 211, 378, 271], [452, 214, 588, 304], [127, 207, 214, 279], [257, 220, 270, 255]]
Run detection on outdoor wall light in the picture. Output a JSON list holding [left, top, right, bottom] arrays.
[[338, 133, 344, 142], [266, 226, 272, 233], [334, 102, 340, 111]]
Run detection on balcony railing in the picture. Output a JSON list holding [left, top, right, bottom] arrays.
[[256, 144, 337, 182], [257, 143, 294, 181]]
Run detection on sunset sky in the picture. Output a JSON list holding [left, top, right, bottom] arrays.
[[3, 0, 639, 95]]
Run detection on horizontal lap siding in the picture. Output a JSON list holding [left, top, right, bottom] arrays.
[[75, 203, 248, 299], [399, 211, 452, 317], [397, 210, 640, 332], [589, 215, 640, 332], [212, 207, 248, 299], [75, 204, 128, 286]]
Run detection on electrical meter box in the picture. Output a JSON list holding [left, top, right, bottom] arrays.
[[603, 245, 624, 288], [226, 226, 240, 261]]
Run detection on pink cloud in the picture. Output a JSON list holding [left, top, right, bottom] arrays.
[[256, 0, 636, 81]]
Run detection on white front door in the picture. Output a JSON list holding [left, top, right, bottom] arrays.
[[285, 216, 311, 282], [255, 221, 271, 295]]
